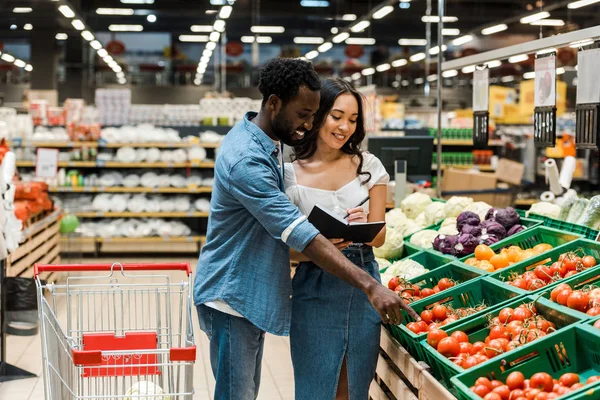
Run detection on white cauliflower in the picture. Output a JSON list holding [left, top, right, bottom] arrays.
[[401, 192, 433, 219], [402, 220, 425, 237], [409, 229, 438, 249], [422, 202, 447, 225], [381, 259, 429, 283], [374, 228, 405, 260], [438, 225, 459, 236], [464, 201, 493, 221], [441, 217, 457, 228], [444, 196, 474, 218], [376, 257, 392, 272], [527, 202, 561, 220], [385, 208, 407, 230], [415, 213, 429, 228]]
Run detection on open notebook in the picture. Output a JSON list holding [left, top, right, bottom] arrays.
[[307, 205, 386, 243]]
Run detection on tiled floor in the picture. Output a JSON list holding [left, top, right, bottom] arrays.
[[2, 257, 295, 400]]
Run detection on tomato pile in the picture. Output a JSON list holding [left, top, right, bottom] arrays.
[[465, 244, 554, 273], [504, 252, 597, 293], [405, 303, 487, 334], [388, 276, 457, 304], [469, 371, 600, 399], [427, 303, 557, 370], [550, 281, 600, 316]]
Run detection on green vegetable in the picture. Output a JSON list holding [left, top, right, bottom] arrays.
[[558, 197, 578, 221], [566, 199, 589, 223], [576, 195, 600, 228]]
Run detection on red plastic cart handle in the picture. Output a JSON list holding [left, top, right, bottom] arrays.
[[34, 262, 192, 277]]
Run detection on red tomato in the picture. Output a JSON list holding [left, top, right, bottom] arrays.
[[535, 319, 552, 333], [526, 388, 541, 400], [512, 307, 533, 322], [476, 377, 494, 389], [437, 337, 460, 357], [571, 383, 584, 390], [498, 307, 514, 324], [421, 288, 435, 298], [534, 265, 553, 282], [587, 307, 600, 316], [522, 271, 538, 284], [492, 385, 510, 400], [512, 278, 528, 290], [426, 329, 448, 349], [471, 341, 486, 355], [564, 271, 578, 278], [420, 310, 434, 324], [583, 255, 597, 269], [528, 279, 547, 291], [433, 285, 441, 293], [406, 322, 422, 334], [559, 373, 579, 387], [484, 339, 505, 358], [530, 372, 554, 392], [484, 393, 502, 400], [562, 256, 579, 272], [459, 342, 473, 355], [438, 278, 455, 291], [556, 289, 573, 306], [388, 276, 400, 290], [462, 356, 479, 369], [567, 291, 590, 312], [551, 284, 571, 302], [587, 375, 600, 384], [594, 319, 600, 329], [509, 389, 525, 400], [473, 384, 491, 397], [491, 380, 503, 388], [506, 371, 525, 390], [410, 284, 421, 297], [450, 330, 469, 343], [489, 325, 509, 340], [432, 305, 449, 321], [427, 323, 439, 331], [589, 288, 600, 301]]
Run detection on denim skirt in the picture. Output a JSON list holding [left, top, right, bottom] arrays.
[[290, 245, 381, 400]]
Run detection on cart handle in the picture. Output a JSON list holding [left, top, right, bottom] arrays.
[[34, 262, 192, 277]]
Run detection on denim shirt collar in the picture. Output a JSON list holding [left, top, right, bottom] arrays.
[[244, 112, 278, 156]]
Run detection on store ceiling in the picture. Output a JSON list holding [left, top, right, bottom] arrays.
[[2, 0, 600, 48]]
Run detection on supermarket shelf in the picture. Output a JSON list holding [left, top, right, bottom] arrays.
[[16, 161, 216, 168], [432, 164, 495, 172], [61, 236, 206, 244], [8, 140, 220, 149], [433, 139, 503, 146], [49, 186, 213, 194], [73, 211, 209, 218]]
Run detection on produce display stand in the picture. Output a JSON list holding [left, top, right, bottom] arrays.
[[370, 327, 456, 400]]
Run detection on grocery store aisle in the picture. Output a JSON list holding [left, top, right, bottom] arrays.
[[2, 257, 295, 400]]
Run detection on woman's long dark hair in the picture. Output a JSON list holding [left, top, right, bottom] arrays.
[[292, 78, 371, 185]]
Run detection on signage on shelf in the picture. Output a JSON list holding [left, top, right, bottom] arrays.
[[35, 148, 59, 179]]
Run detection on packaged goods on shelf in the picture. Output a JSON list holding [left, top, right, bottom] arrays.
[[78, 218, 193, 238], [95, 89, 132, 126], [88, 193, 206, 213], [0, 108, 33, 141], [101, 125, 183, 143], [199, 97, 261, 126], [13, 182, 54, 223]]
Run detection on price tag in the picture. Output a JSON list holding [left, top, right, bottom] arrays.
[[187, 211, 195, 217], [12, 138, 23, 147], [534, 52, 558, 147], [35, 148, 59, 179], [96, 159, 106, 167], [472, 68, 490, 146], [98, 138, 108, 147], [97, 212, 104, 217]]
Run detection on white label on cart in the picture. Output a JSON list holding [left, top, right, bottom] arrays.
[[577, 48, 600, 104], [473, 69, 489, 112], [35, 148, 59, 179], [535, 54, 556, 107]]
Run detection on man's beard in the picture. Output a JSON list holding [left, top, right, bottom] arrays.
[[272, 113, 306, 147]]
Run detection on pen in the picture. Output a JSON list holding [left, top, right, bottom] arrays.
[[343, 195, 370, 219]]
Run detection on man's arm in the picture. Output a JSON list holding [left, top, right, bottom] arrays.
[[228, 157, 419, 323]]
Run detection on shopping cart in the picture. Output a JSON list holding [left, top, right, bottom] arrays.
[[34, 262, 196, 399]]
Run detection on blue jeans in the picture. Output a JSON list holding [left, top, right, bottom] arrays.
[[197, 305, 266, 400]]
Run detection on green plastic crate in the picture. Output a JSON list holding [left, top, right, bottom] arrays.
[[388, 277, 523, 361], [529, 213, 600, 241], [450, 324, 600, 400], [421, 294, 584, 387], [409, 261, 487, 290], [487, 238, 600, 296]]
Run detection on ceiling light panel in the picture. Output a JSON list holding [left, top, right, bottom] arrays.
[[481, 24, 508, 35], [219, 5, 233, 19], [251, 26, 285, 33], [294, 37, 325, 44], [530, 19, 565, 26], [96, 8, 134, 15], [13, 7, 32, 13], [346, 38, 376, 45], [392, 59, 407, 67], [191, 25, 213, 32], [519, 11, 550, 24], [421, 16, 458, 23], [350, 21, 370, 32], [442, 28, 460, 36], [179, 35, 209, 42], [333, 32, 350, 43], [72, 20, 85, 30], [372, 6, 394, 19], [568, 0, 600, 9], [399, 38, 427, 46], [58, 5, 75, 18], [109, 24, 143, 32]]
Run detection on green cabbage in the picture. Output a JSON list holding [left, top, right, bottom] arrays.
[[566, 199, 589, 223], [576, 195, 600, 228]]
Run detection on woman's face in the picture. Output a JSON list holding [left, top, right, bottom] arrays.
[[318, 93, 359, 150]]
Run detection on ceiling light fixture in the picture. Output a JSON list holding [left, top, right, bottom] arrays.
[[294, 37, 325, 44], [147, 14, 156, 22], [342, 14, 357, 21], [350, 21, 370, 32], [96, 8, 134, 15], [251, 26, 285, 33], [486, 60, 502, 68], [557, 67, 566, 75], [191, 25, 213, 32], [392, 58, 408, 67], [462, 65, 476, 74], [213, 20, 226, 32], [537, 48, 557, 55], [14, 59, 27, 68], [429, 45, 447, 55], [351, 72, 361, 80], [442, 28, 460, 36], [442, 69, 458, 78], [399, 38, 428, 46], [300, 0, 330, 6], [81, 31, 95, 41], [108, 24, 143, 32], [530, 19, 565, 26], [519, 11, 550, 24], [481, 24, 508, 35], [362, 68, 375, 76], [421, 16, 458, 23], [206, 41, 217, 50], [331, 27, 339, 34], [568, 0, 600, 8], [24, 24, 33, 31], [209, 31, 221, 42], [318, 42, 333, 52], [1, 54, 16, 62], [90, 40, 102, 50], [241, 36, 255, 43], [501, 75, 515, 82], [523, 71, 536, 79], [415, 78, 424, 84], [509, 54, 529, 63], [452, 35, 473, 46], [120, 0, 155, 3], [25, 64, 33, 72], [306, 50, 319, 60], [256, 36, 272, 43], [401, 80, 410, 86], [72, 20, 85, 30], [410, 52, 426, 62], [333, 32, 350, 43], [55, 33, 68, 40], [97, 49, 108, 57], [372, 5, 394, 19], [346, 37, 376, 45], [219, 5, 233, 19], [376, 63, 391, 72], [179, 35, 209, 42], [13, 7, 33, 13], [427, 74, 438, 81], [58, 5, 75, 18]]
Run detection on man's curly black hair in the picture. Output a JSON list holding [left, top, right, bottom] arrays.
[[258, 58, 321, 108]]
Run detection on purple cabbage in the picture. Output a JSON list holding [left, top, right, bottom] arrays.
[[485, 208, 498, 221], [495, 207, 521, 229], [434, 234, 458, 255], [454, 234, 479, 257], [507, 224, 526, 236], [461, 224, 482, 237], [457, 211, 481, 231], [480, 234, 500, 246], [481, 221, 507, 240]]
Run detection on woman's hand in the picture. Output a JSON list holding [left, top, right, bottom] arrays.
[[345, 206, 368, 223], [330, 238, 352, 251]]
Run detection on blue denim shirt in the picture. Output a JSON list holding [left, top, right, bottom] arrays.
[[194, 112, 320, 336]]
